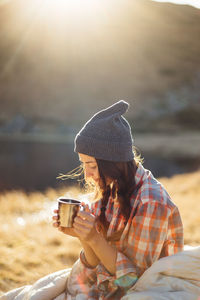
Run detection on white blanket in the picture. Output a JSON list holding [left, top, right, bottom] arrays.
[[122, 245, 200, 300], [0, 269, 71, 300], [1, 246, 200, 300]]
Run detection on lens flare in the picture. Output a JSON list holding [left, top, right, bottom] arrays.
[[40, 0, 106, 22], [44, 0, 102, 12]]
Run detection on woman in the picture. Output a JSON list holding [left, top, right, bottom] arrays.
[[1, 100, 184, 299], [53, 100, 184, 299]]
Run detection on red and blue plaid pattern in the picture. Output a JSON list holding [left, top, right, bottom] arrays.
[[77, 163, 184, 299]]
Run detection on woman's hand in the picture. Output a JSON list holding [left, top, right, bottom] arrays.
[[52, 209, 77, 237], [73, 205, 98, 242]]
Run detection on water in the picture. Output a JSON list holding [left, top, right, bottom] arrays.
[[0, 139, 199, 191]]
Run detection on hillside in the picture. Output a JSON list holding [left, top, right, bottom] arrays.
[[0, 0, 200, 131]]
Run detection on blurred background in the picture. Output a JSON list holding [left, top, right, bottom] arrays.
[[1, 1, 200, 292], [0, 0, 200, 191]]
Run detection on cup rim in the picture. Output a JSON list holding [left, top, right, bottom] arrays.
[[57, 197, 81, 205]]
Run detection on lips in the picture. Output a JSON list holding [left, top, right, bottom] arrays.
[[93, 178, 99, 183]]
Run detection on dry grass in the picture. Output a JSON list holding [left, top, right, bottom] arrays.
[[159, 171, 200, 245], [0, 171, 200, 293], [0, 187, 83, 293]]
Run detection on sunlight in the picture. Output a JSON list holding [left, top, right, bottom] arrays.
[[22, 0, 111, 32], [40, 0, 106, 22], [1, 0, 110, 79], [44, 0, 102, 12]]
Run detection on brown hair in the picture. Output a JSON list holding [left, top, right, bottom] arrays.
[[95, 159, 138, 237], [57, 147, 143, 238]]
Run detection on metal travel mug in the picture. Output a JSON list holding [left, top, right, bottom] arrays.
[[58, 197, 81, 227]]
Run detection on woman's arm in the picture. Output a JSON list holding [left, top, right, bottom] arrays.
[[88, 232, 117, 275], [52, 209, 100, 268], [73, 210, 117, 275], [80, 240, 100, 268]]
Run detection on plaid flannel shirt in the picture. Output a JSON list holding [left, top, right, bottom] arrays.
[[71, 163, 184, 299]]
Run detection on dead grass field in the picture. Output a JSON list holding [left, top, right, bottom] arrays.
[[0, 170, 200, 293]]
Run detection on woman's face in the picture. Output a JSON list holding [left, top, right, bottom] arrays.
[[78, 153, 100, 185]]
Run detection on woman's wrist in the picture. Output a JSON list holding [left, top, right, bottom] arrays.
[[80, 240, 100, 267], [80, 250, 96, 269], [87, 230, 102, 248], [87, 231, 117, 275], [87, 231, 100, 248]]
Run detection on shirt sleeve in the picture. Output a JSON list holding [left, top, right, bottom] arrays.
[[80, 196, 183, 295], [96, 200, 183, 292], [125, 200, 183, 276], [79, 249, 137, 295], [161, 205, 184, 257], [95, 251, 138, 292], [79, 250, 97, 286]]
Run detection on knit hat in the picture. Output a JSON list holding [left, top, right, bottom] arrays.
[[74, 100, 134, 161]]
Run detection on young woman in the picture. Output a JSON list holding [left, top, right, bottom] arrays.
[[52, 100, 184, 299], [1, 100, 184, 299]]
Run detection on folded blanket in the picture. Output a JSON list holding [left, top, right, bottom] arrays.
[[1, 246, 200, 300], [0, 269, 70, 300], [122, 246, 200, 300]]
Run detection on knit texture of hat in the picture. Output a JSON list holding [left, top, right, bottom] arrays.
[[74, 100, 134, 161]]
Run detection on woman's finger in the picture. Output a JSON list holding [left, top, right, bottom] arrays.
[[53, 221, 60, 227], [84, 204, 90, 213], [73, 222, 89, 234], [73, 222, 97, 240], [77, 211, 95, 222], [52, 215, 59, 220], [74, 216, 93, 228], [58, 226, 77, 237], [53, 209, 59, 213], [80, 203, 91, 213]]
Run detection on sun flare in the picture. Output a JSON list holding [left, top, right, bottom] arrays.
[[40, 0, 106, 20], [24, 0, 109, 30], [44, 0, 102, 11]]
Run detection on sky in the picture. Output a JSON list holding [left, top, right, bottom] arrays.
[[152, 0, 200, 9]]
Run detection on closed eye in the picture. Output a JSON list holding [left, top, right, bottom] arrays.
[[80, 161, 97, 168]]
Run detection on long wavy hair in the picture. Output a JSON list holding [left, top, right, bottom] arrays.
[[57, 148, 143, 238], [95, 159, 138, 238]]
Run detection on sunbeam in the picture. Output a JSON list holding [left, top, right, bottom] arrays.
[[38, 0, 108, 27], [0, 1, 44, 78]]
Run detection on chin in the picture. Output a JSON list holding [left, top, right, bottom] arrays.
[[94, 178, 100, 184], [92, 178, 100, 187]]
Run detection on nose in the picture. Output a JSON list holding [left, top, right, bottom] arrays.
[[84, 168, 93, 180]]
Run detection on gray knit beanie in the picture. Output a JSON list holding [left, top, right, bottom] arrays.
[[74, 100, 134, 161]]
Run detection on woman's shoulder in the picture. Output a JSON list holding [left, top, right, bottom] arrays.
[[134, 165, 176, 210]]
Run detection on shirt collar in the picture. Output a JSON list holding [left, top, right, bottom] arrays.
[[135, 163, 150, 188]]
